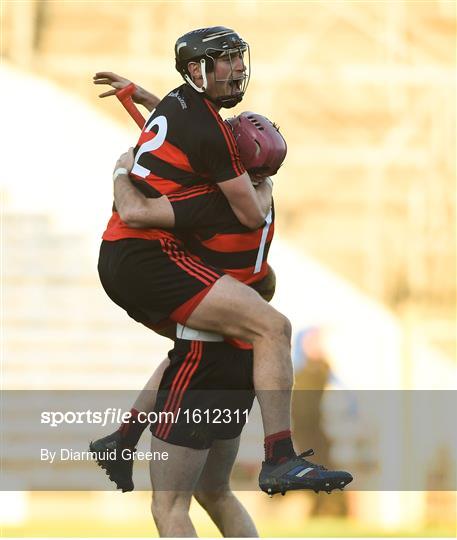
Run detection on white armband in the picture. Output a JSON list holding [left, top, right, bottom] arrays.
[[113, 167, 129, 181]]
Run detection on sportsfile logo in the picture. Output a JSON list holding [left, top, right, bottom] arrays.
[[40, 408, 178, 428]]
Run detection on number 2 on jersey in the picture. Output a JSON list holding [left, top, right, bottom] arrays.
[[131, 115, 168, 178]]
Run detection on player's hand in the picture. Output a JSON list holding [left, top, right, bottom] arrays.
[[93, 72, 145, 103], [114, 147, 135, 175], [252, 264, 276, 302], [94, 72, 160, 112], [250, 173, 271, 187]]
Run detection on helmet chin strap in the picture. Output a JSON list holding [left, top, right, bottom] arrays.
[[214, 93, 244, 109], [184, 58, 207, 93]]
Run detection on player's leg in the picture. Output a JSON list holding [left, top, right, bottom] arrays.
[[99, 240, 352, 493], [99, 238, 292, 437], [131, 357, 170, 413], [149, 436, 209, 537], [184, 277, 353, 495], [151, 340, 255, 536], [90, 357, 170, 491], [193, 437, 258, 538], [186, 274, 294, 438]]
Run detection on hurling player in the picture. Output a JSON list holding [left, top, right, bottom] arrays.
[[93, 145, 334, 537], [93, 27, 352, 507]]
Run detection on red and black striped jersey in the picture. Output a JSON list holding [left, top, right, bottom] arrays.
[[169, 186, 275, 286], [103, 84, 245, 242]]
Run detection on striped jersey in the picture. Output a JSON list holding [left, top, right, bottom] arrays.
[[169, 186, 275, 286], [170, 186, 275, 350], [103, 83, 245, 242]]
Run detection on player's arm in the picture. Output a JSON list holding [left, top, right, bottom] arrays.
[[216, 172, 272, 230], [93, 72, 160, 112], [112, 149, 240, 230], [253, 176, 273, 216], [200, 121, 272, 230], [113, 149, 175, 228]]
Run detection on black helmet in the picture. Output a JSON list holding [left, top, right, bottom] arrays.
[[175, 26, 250, 109]]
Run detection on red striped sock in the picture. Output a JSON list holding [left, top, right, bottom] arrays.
[[264, 430, 296, 465]]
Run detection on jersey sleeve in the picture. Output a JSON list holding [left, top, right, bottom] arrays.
[[198, 119, 246, 183]]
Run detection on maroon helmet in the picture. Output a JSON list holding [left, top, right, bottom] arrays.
[[225, 111, 287, 175]]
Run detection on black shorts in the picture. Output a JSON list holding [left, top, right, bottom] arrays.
[[98, 238, 224, 326], [152, 339, 255, 449]]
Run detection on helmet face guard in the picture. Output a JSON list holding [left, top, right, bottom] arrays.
[[206, 46, 250, 109], [175, 27, 251, 108]]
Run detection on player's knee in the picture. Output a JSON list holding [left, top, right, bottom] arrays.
[[150, 497, 163, 522], [278, 313, 292, 342], [194, 486, 232, 511], [151, 492, 190, 521], [259, 310, 291, 343]]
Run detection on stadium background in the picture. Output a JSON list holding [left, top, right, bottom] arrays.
[[1, 0, 455, 537]]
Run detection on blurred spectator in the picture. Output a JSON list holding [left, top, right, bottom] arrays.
[[292, 327, 348, 516]]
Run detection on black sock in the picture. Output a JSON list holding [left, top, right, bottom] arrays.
[[118, 408, 149, 449]]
